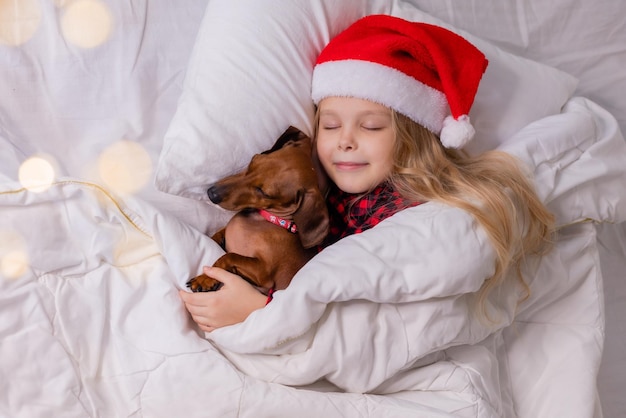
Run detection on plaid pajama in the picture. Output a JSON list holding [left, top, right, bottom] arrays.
[[322, 183, 420, 248]]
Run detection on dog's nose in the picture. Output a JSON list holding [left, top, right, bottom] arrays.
[[207, 185, 223, 204]]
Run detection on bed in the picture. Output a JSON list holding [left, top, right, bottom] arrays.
[[1, 1, 625, 417]]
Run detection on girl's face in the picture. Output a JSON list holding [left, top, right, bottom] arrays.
[[316, 97, 395, 194]]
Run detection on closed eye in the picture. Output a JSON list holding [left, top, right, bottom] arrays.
[[255, 186, 271, 198]]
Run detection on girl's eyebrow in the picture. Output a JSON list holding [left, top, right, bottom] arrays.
[[358, 110, 390, 116], [319, 109, 391, 117]]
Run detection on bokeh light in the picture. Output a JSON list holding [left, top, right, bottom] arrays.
[[0, 230, 29, 280], [0, 0, 42, 46], [98, 140, 152, 196], [61, 0, 112, 48], [1, 250, 29, 279], [18, 155, 57, 193]]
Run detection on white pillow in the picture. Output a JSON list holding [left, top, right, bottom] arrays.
[[155, 0, 578, 200]]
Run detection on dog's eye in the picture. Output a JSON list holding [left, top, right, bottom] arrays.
[[255, 186, 270, 198]]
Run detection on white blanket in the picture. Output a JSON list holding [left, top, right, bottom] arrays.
[[0, 181, 503, 417], [1, 97, 625, 417]]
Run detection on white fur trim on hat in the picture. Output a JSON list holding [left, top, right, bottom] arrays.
[[312, 60, 449, 135]]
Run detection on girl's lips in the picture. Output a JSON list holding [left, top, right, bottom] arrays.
[[334, 161, 368, 171]]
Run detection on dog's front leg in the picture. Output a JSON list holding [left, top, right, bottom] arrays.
[[184, 228, 228, 292], [212, 253, 274, 293], [211, 228, 226, 250], [186, 272, 222, 292], [186, 253, 273, 293]]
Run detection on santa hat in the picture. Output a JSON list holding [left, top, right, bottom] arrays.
[[311, 15, 488, 149]]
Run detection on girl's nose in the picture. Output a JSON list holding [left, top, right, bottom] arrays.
[[338, 128, 356, 151]]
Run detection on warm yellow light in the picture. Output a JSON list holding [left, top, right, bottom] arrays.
[[0, 0, 42, 46], [98, 140, 152, 196], [0, 230, 29, 280], [1, 250, 29, 280], [18, 156, 56, 193], [61, 0, 112, 48]]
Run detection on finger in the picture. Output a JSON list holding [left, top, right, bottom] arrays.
[[179, 289, 192, 302], [203, 266, 239, 285], [179, 289, 215, 307], [190, 313, 211, 327], [191, 315, 214, 332], [179, 289, 201, 306], [185, 303, 216, 322], [198, 324, 215, 333]]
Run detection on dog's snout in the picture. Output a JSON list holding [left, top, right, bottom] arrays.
[[207, 185, 223, 204]]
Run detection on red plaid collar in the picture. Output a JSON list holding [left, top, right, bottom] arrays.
[[322, 182, 420, 247]]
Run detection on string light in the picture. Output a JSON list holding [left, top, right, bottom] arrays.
[[98, 140, 152, 196], [0, 0, 42, 46], [61, 0, 112, 48], [0, 230, 29, 280], [18, 155, 57, 193]]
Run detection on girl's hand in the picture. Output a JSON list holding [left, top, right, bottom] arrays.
[[179, 266, 267, 332]]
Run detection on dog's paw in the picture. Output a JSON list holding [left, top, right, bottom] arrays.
[[186, 274, 222, 292]]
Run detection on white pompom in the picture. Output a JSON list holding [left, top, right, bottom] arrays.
[[440, 115, 474, 149]]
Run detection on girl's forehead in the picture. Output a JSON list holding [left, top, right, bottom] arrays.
[[319, 97, 391, 115]]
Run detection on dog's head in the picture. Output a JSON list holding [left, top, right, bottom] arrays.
[[207, 127, 329, 248]]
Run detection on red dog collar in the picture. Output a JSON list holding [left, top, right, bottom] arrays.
[[258, 209, 298, 233]]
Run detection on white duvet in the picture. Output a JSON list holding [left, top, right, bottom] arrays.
[[1, 97, 626, 418]]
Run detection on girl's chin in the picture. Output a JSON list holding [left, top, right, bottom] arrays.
[[340, 187, 367, 194], [332, 179, 376, 194]]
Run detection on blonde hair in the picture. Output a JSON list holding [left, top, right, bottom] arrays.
[[389, 111, 554, 319]]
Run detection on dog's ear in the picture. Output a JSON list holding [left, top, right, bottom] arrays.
[[293, 187, 329, 249], [265, 126, 308, 153]]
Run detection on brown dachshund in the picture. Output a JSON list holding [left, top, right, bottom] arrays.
[[186, 127, 329, 295]]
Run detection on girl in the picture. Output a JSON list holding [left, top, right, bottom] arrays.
[[180, 14, 554, 331]]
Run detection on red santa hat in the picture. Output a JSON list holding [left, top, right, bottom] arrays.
[[311, 15, 488, 149]]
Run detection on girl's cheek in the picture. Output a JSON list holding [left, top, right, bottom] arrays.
[[315, 137, 329, 161]]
